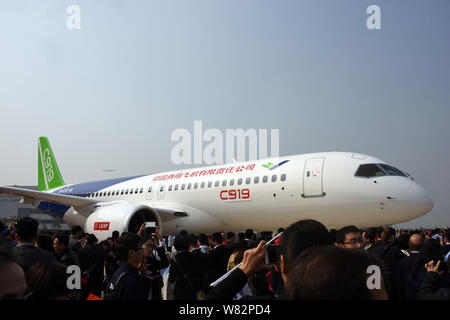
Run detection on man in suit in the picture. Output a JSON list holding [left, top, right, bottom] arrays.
[[397, 233, 424, 300], [12, 217, 53, 275], [54, 232, 80, 267], [168, 233, 198, 300], [225, 232, 236, 253], [68, 225, 82, 257], [189, 234, 210, 294], [207, 232, 230, 285], [78, 234, 106, 300], [142, 233, 169, 300]]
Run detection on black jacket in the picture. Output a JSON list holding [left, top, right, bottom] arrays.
[[13, 243, 54, 275], [396, 252, 419, 300], [368, 241, 404, 299], [190, 248, 211, 292], [168, 251, 198, 300], [56, 248, 79, 266], [417, 272, 450, 300], [111, 262, 147, 300], [207, 245, 230, 285], [79, 244, 106, 277], [68, 237, 81, 256], [146, 247, 169, 277]]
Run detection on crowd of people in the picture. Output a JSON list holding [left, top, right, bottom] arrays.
[[0, 217, 449, 300]]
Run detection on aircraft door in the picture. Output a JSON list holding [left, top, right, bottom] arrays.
[[302, 157, 325, 198]]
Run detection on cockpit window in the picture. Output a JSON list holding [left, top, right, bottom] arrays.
[[378, 164, 407, 177], [355, 164, 386, 178]]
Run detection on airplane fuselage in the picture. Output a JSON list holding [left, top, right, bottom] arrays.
[[39, 152, 432, 237]]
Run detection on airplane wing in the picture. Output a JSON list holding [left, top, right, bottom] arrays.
[[0, 186, 99, 207], [0, 186, 189, 222]]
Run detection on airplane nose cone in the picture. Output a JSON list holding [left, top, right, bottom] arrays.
[[408, 182, 433, 218]]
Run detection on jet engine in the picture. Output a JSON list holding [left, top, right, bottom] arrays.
[[84, 201, 161, 241]]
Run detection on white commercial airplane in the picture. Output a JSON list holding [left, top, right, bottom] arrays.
[[0, 137, 433, 241]]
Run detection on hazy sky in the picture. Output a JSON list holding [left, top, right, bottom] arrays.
[[0, 0, 449, 228]]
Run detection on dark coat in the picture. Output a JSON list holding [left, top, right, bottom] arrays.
[[56, 248, 79, 266], [146, 247, 169, 277], [110, 262, 147, 300], [68, 237, 81, 256], [207, 245, 230, 285], [190, 248, 211, 292], [78, 244, 106, 276], [13, 243, 54, 275], [144, 247, 169, 300], [78, 244, 107, 298], [397, 252, 420, 300], [368, 241, 404, 299], [417, 272, 450, 300], [168, 251, 198, 300]]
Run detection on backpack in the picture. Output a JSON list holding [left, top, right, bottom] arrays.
[[103, 272, 131, 300]]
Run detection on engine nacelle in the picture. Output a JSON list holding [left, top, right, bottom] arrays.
[[85, 201, 161, 242]]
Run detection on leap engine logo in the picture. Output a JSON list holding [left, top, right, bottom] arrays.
[[93, 222, 110, 231]]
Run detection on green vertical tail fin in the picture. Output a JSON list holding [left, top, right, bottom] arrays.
[[38, 137, 66, 191]]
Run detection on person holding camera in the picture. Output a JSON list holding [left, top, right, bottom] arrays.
[[139, 224, 169, 300]]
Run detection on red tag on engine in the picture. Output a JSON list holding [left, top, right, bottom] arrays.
[[94, 222, 110, 231]]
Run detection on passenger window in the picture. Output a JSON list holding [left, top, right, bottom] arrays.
[[254, 177, 259, 184], [135, 188, 139, 193], [148, 187, 152, 193], [272, 175, 277, 182], [120, 190, 124, 195], [181, 184, 186, 190], [107, 191, 111, 196], [263, 176, 268, 183], [130, 189, 134, 195], [188, 183, 192, 190], [174, 184, 179, 191], [140, 188, 143, 193], [237, 178, 243, 185], [168, 185, 172, 191], [215, 181, 220, 187], [222, 180, 227, 187], [208, 181, 212, 188], [125, 189, 129, 195], [160, 186, 164, 192], [355, 164, 387, 178], [201, 182, 205, 188], [246, 177, 251, 184], [230, 179, 235, 186], [194, 183, 198, 189], [281, 174, 286, 182]]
